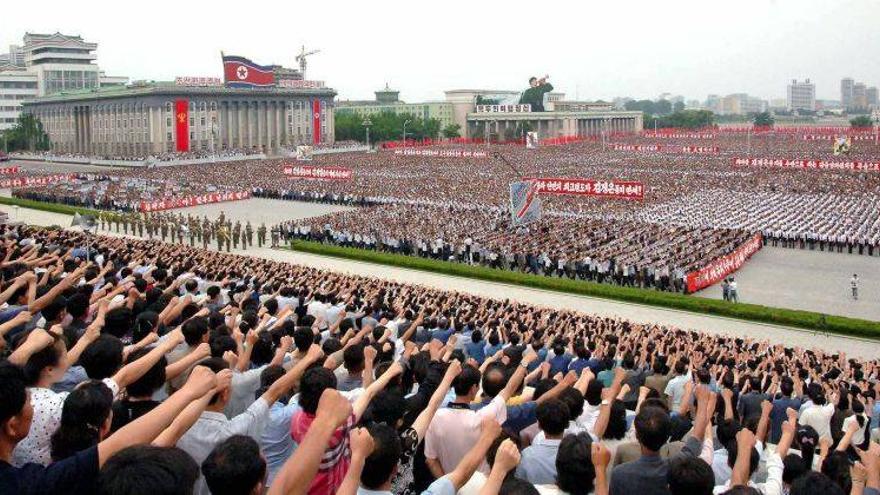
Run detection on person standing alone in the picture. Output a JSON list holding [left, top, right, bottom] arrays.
[[851, 273, 859, 300]]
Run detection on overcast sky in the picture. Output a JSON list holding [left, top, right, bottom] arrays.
[[3, 0, 879, 103]]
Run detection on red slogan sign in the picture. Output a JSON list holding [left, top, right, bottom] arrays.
[[686, 234, 762, 293], [139, 191, 249, 213], [732, 158, 880, 172], [526, 177, 644, 200], [283, 166, 353, 180]]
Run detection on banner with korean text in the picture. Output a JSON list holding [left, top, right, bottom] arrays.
[[732, 158, 880, 172], [0, 166, 20, 174], [686, 233, 762, 293], [139, 191, 250, 213], [0, 174, 72, 188], [392, 149, 487, 157], [610, 144, 718, 154], [283, 165, 353, 180], [526, 177, 644, 200]]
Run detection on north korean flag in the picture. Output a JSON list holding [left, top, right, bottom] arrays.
[[222, 55, 276, 88]]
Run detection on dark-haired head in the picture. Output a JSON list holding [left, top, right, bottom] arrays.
[[97, 445, 200, 495]]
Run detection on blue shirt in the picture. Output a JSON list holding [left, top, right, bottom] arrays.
[[770, 396, 803, 444], [568, 358, 591, 375], [261, 399, 301, 487], [473, 397, 537, 434], [515, 437, 561, 485], [548, 353, 572, 376], [464, 341, 486, 364]]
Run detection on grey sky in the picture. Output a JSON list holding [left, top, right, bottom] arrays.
[[3, 0, 878, 103]]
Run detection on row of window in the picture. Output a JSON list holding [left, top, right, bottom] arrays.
[[0, 94, 32, 100], [0, 81, 37, 89]]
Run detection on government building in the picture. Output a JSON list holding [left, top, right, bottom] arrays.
[[336, 86, 642, 140], [21, 81, 336, 156]]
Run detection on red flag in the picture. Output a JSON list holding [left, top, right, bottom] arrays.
[[312, 100, 321, 144], [175, 99, 189, 152], [222, 55, 276, 87]]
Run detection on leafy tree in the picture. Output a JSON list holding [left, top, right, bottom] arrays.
[[753, 112, 774, 127], [4, 113, 50, 152], [850, 115, 874, 128], [333, 111, 442, 143], [442, 124, 461, 139], [475, 95, 500, 106], [673, 101, 685, 113], [650, 110, 715, 129], [654, 99, 673, 115]]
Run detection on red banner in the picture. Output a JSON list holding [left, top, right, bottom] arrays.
[[283, 165, 353, 180], [392, 149, 487, 157], [175, 99, 189, 152], [139, 190, 249, 213], [680, 146, 719, 154], [610, 144, 718, 154], [732, 157, 880, 172], [526, 177, 644, 200], [611, 144, 663, 152], [0, 166, 20, 174], [1, 174, 72, 188], [802, 134, 876, 141], [686, 233, 762, 293], [312, 100, 321, 145], [642, 132, 717, 139]]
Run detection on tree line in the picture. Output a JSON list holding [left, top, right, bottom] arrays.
[[334, 111, 461, 143]]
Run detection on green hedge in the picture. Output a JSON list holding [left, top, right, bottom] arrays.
[[0, 197, 103, 217], [290, 240, 880, 340]]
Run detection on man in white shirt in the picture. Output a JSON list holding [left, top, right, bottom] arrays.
[[176, 347, 319, 495], [799, 391, 835, 441], [424, 353, 537, 477]]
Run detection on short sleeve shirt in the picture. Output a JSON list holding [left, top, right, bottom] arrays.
[[290, 410, 357, 495]]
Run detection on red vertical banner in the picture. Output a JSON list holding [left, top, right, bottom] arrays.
[[175, 99, 190, 152], [312, 99, 321, 144]]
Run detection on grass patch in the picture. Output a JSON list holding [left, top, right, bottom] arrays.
[[0, 197, 103, 217], [290, 239, 880, 340]]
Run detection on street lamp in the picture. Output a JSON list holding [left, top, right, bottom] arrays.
[[362, 118, 372, 150], [402, 119, 411, 147]]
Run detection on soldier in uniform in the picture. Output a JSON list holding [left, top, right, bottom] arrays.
[[216, 223, 225, 251], [257, 223, 267, 248], [114, 213, 121, 233], [270, 226, 280, 248], [170, 220, 177, 243], [137, 215, 144, 237], [99, 211, 106, 231], [160, 221, 168, 241], [245, 221, 254, 249], [122, 213, 129, 235], [188, 218, 196, 246], [233, 221, 242, 250]]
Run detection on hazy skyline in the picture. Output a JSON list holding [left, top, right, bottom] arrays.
[[3, 0, 879, 103]]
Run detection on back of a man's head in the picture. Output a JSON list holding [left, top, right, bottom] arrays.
[[361, 423, 402, 490], [536, 398, 570, 436], [790, 471, 845, 495], [97, 445, 199, 495], [555, 433, 595, 495], [634, 405, 671, 452], [299, 366, 338, 414], [202, 435, 266, 495], [668, 456, 714, 495], [182, 317, 209, 346], [80, 334, 125, 379], [452, 364, 481, 397], [480, 362, 507, 398]]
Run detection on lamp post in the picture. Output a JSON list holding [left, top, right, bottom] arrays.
[[402, 119, 411, 147], [362, 118, 372, 150]]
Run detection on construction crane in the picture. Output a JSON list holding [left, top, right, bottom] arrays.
[[296, 45, 320, 80]]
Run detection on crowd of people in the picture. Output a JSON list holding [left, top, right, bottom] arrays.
[[9, 130, 880, 297], [10, 148, 265, 163], [0, 224, 879, 495], [12, 175, 241, 212]]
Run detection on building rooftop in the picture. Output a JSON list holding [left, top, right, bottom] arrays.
[[23, 81, 336, 105]]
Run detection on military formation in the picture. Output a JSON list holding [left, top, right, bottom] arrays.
[[96, 210, 269, 252]]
